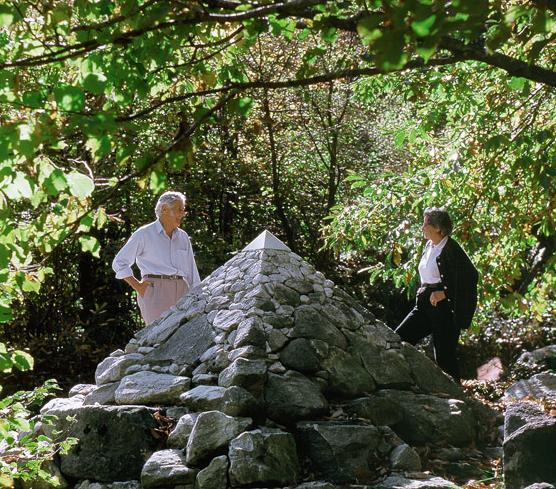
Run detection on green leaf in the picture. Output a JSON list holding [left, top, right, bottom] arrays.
[[508, 77, 526, 91], [229, 97, 253, 117], [356, 14, 384, 45], [0, 6, 15, 27], [44, 169, 68, 196], [67, 172, 94, 199], [54, 85, 85, 112], [416, 44, 436, 62], [79, 235, 101, 257], [411, 15, 436, 37], [149, 169, 167, 193], [12, 350, 34, 371], [83, 73, 107, 94], [0, 305, 13, 323], [22, 276, 41, 293]]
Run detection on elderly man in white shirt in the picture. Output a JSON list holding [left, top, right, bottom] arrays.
[[112, 191, 201, 325]]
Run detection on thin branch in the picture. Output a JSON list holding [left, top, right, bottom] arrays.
[[117, 55, 463, 122]]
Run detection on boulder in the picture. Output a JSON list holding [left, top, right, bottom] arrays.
[[503, 400, 556, 489], [517, 345, 556, 371], [280, 338, 321, 374], [295, 421, 386, 483], [377, 390, 476, 446], [342, 396, 403, 426], [83, 382, 119, 405], [390, 443, 422, 471], [144, 314, 215, 366], [167, 413, 199, 448], [115, 371, 190, 405], [265, 371, 328, 424], [504, 372, 556, 401], [218, 358, 267, 395], [40, 400, 158, 481], [95, 353, 144, 385], [228, 429, 299, 487], [185, 411, 252, 466], [373, 475, 460, 488], [180, 385, 259, 417], [195, 455, 228, 489], [141, 449, 197, 488]]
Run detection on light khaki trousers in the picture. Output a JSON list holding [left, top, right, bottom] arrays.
[[137, 277, 188, 325]]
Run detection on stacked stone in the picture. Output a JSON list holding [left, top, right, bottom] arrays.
[[41, 231, 476, 489]]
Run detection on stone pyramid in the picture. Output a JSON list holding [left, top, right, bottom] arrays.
[[41, 231, 477, 489]]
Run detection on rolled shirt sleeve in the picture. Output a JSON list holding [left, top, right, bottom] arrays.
[[184, 234, 201, 287], [112, 230, 143, 279]]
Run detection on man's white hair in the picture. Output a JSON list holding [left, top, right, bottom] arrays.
[[155, 191, 186, 218]]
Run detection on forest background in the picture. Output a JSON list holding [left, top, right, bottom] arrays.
[[0, 0, 555, 479]]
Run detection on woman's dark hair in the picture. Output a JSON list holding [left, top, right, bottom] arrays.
[[424, 207, 453, 236]]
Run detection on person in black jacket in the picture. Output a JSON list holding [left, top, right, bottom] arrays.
[[395, 207, 479, 382]]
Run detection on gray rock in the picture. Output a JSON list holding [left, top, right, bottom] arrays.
[[280, 338, 321, 374], [115, 372, 190, 405], [192, 373, 218, 386], [292, 305, 347, 349], [377, 390, 476, 446], [285, 278, 315, 294], [212, 309, 244, 331], [218, 358, 267, 395], [390, 443, 422, 471], [342, 396, 403, 426], [180, 385, 259, 417], [185, 411, 252, 466], [503, 400, 556, 489], [195, 455, 228, 489], [95, 353, 144, 385], [320, 346, 376, 397], [265, 371, 328, 424], [69, 384, 96, 397], [523, 484, 556, 489], [141, 449, 197, 488], [295, 421, 384, 483], [233, 317, 266, 348], [40, 401, 158, 481], [228, 429, 299, 487], [272, 283, 301, 306], [294, 483, 336, 489], [373, 475, 460, 488], [268, 329, 289, 351], [358, 344, 413, 388], [145, 314, 215, 366], [75, 482, 140, 489], [517, 345, 556, 371], [401, 343, 464, 398], [504, 372, 556, 401], [167, 413, 199, 448], [134, 309, 184, 346], [83, 382, 119, 405], [227, 345, 266, 361]]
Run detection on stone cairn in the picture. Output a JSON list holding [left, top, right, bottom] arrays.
[[41, 231, 479, 489]]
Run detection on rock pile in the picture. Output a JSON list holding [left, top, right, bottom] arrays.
[[41, 231, 477, 489]]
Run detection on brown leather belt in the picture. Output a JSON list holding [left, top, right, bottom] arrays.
[[144, 274, 184, 280]]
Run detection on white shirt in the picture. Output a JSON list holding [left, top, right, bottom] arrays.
[[418, 236, 448, 284], [112, 220, 201, 287]]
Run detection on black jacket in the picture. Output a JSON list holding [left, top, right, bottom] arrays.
[[436, 237, 479, 330]]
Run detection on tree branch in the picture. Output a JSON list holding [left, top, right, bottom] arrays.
[[439, 37, 556, 88], [117, 55, 463, 122]]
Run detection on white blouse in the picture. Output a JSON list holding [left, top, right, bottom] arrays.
[[112, 220, 201, 288], [418, 236, 448, 284]]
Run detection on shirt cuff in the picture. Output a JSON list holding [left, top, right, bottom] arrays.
[[115, 267, 134, 280]]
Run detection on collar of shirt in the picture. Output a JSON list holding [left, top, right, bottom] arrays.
[[430, 235, 448, 252]]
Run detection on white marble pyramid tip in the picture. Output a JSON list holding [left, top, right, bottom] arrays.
[[243, 230, 291, 251]]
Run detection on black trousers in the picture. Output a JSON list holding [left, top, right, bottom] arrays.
[[395, 287, 461, 382]]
